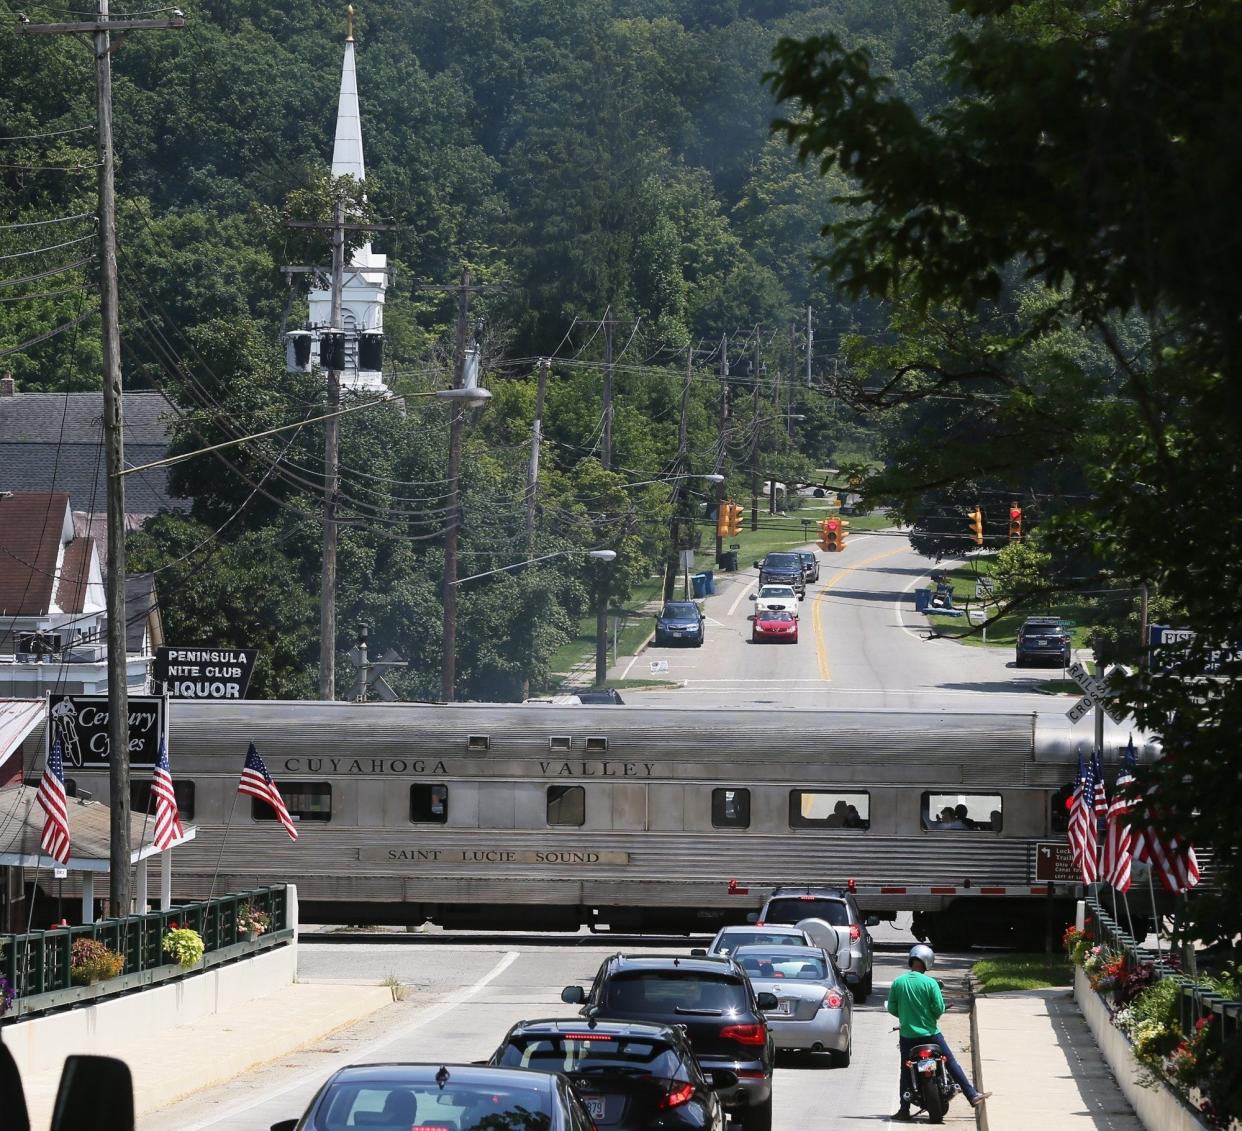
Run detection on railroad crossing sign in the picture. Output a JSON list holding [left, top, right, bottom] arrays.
[[1065, 660, 1126, 725], [1033, 841, 1078, 883], [347, 644, 406, 702]]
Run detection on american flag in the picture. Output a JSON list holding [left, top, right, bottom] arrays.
[[1133, 796, 1200, 894], [1102, 738, 1136, 891], [1091, 750, 1109, 819], [151, 737, 185, 850], [1067, 755, 1099, 883], [36, 736, 71, 864], [238, 743, 298, 840]]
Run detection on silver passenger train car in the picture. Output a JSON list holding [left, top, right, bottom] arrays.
[[35, 702, 1152, 948]]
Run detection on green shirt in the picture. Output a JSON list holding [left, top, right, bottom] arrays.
[[887, 969, 944, 1038]]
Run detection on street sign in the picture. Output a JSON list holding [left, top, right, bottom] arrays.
[[155, 646, 257, 700], [1034, 841, 1078, 883], [974, 579, 995, 601], [48, 694, 165, 770], [679, 549, 695, 569], [649, 659, 669, 674], [968, 609, 986, 623], [53, 867, 68, 879], [1065, 662, 1126, 724]]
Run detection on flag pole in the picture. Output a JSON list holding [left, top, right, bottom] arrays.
[[208, 792, 239, 902], [1147, 868, 1162, 961]]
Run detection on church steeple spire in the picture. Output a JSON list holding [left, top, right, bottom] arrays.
[[331, 6, 365, 182]]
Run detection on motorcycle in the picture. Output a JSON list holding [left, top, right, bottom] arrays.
[[900, 1039, 958, 1124]]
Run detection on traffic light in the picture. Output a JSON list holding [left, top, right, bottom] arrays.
[[726, 502, 744, 538], [716, 502, 729, 539], [968, 506, 984, 546], [821, 517, 845, 552], [1008, 503, 1023, 541]]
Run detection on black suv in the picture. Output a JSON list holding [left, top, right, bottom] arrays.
[[489, 1018, 732, 1131], [754, 552, 805, 596], [797, 551, 820, 585], [562, 954, 777, 1131], [1016, 616, 1071, 667]]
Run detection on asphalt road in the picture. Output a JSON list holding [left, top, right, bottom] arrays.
[[616, 532, 1080, 714], [139, 934, 978, 1131]]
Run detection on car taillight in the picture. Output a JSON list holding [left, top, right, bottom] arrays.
[[721, 1023, 767, 1045], [820, 993, 844, 1010], [917, 1048, 934, 1059], [849, 924, 861, 942], [658, 1084, 696, 1109]]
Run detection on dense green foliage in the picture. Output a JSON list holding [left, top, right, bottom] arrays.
[[767, 0, 1242, 950]]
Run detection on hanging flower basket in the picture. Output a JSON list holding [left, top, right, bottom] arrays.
[[69, 938, 125, 985], [162, 927, 205, 969]]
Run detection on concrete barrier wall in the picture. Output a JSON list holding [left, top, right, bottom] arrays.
[[1074, 966, 1209, 1131]]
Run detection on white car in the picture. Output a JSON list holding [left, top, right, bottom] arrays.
[[750, 585, 801, 615]]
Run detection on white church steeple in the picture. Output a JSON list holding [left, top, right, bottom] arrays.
[[305, 5, 389, 394]]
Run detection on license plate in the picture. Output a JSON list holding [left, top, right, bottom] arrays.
[[583, 1097, 605, 1119], [775, 1000, 794, 1015], [916, 1061, 938, 1074]]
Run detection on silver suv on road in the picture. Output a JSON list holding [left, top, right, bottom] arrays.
[[751, 885, 877, 1000]]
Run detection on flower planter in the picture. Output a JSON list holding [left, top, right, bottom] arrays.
[[1074, 967, 1211, 1131]]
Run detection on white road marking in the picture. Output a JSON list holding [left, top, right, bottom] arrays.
[[727, 575, 759, 617], [895, 569, 929, 641], [175, 950, 522, 1131]]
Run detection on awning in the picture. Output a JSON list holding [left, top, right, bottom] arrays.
[[0, 698, 44, 782]]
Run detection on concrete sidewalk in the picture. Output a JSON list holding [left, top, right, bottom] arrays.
[[21, 980, 393, 1130], [975, 988, 1143, 1130]]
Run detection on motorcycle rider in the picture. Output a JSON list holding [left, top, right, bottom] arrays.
[[888, 944, 990, 1121]]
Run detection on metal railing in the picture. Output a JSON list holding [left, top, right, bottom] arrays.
[[0, 885, 290, 1021], [1085, 895, 1240, 1045]]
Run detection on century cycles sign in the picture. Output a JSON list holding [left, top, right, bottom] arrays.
[[360, 847, 630, 865], [47, 694, 165, 769], [279, 757, 657, 778], [154, 646, 258, 700]]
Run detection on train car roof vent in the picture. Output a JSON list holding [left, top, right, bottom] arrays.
[[549, 735, 572, 751], [467, 735, 490, 752], [585, 736, 608, 753]]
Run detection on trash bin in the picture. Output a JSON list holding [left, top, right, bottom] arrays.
[[914, 587, 932, 613], [719, 550, 739, 572], [703, 569, 715, 595], [691, 573, 708, 599]]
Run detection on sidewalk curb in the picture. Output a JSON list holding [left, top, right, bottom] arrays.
[[969, 978, 987, 1131]]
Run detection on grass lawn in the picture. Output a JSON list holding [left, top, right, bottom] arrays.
[[545, 576, 666, 681], [925, 556, 1095, 652], [971, 952, 1073, 994]]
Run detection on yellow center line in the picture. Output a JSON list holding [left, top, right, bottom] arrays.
[[812, 544, 913, 681]]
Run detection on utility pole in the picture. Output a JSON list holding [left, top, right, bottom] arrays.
[[806, 306, 813, 386], [442, 267, 471, 703], [601, 312, 615, 470], [526, 358, 549, 546], [663, 345, 694, 602], [750, 329, 762, 532], [20, 2, 184, 917], [320, 195, 345, 700], [715, 336, 729, 563]]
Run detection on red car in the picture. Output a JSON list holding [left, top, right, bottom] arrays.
[[752, 608, 798, 643]]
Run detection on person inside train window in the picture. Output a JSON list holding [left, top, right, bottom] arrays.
[[989, 810, 1003, 832], [954, 804, 975, 829], [844, 804, 865, 829]]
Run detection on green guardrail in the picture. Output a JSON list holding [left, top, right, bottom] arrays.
[[0, 884, 291, 1022]]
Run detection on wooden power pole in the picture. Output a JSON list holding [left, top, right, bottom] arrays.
[[20, 1, 184, 917]]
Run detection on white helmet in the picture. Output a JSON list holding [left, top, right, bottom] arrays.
[[909, 944, 935, 970]]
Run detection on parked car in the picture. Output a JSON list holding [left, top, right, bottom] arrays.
[[576, 688, 625, 705], [753, 552, 805, 596], [269, 1063, 594, 1131], [797, 552, 820, 585], [1015, 616, 1072, 667], [753, 886, 877, 1000], [489, 1018, 734, 1131], [751, 609, 798, 644], [749, 585, 801, 614], [732, 945, 853, 1067], [698, 924, 814, 957], [561, 954, 777, 1131], [654, 601, 706, 647]]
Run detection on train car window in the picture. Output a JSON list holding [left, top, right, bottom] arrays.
[[585, 736, 608, 753], [253, 782, 330, 823], [712, 788, 751, 829], [410, 784, 448, 824], [1050, 782, 1073, 833], [921, 792, 1001, 831], [547, 785, 585, 826], [131, 779, 196, 820], [788, 790, 871, 830], [549, 735, 572, 752], [467, 735, 490, 752]]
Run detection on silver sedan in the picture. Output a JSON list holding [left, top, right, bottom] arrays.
[[732, 945, 853, 1068]]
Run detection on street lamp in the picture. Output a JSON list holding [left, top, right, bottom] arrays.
[[453, 548, 615, 586]]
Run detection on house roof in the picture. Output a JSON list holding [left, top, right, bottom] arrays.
[[0, 391, 187, 516], [54, 536, 96, 614], [0, 491, 72, 616]]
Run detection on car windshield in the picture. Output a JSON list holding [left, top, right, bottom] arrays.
[[735, 951, 829, 981], [758, 587, 795, 597], [759, 611, 794, 622], [714, 930, 807, 954], [661, 603, 698, 619], [765, 554, 801, 568], [763, 897, 849, 927], [604, 972, 749, 1014], [497, 1035, 686, 1079], [315, 1080, 552, 1131]]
